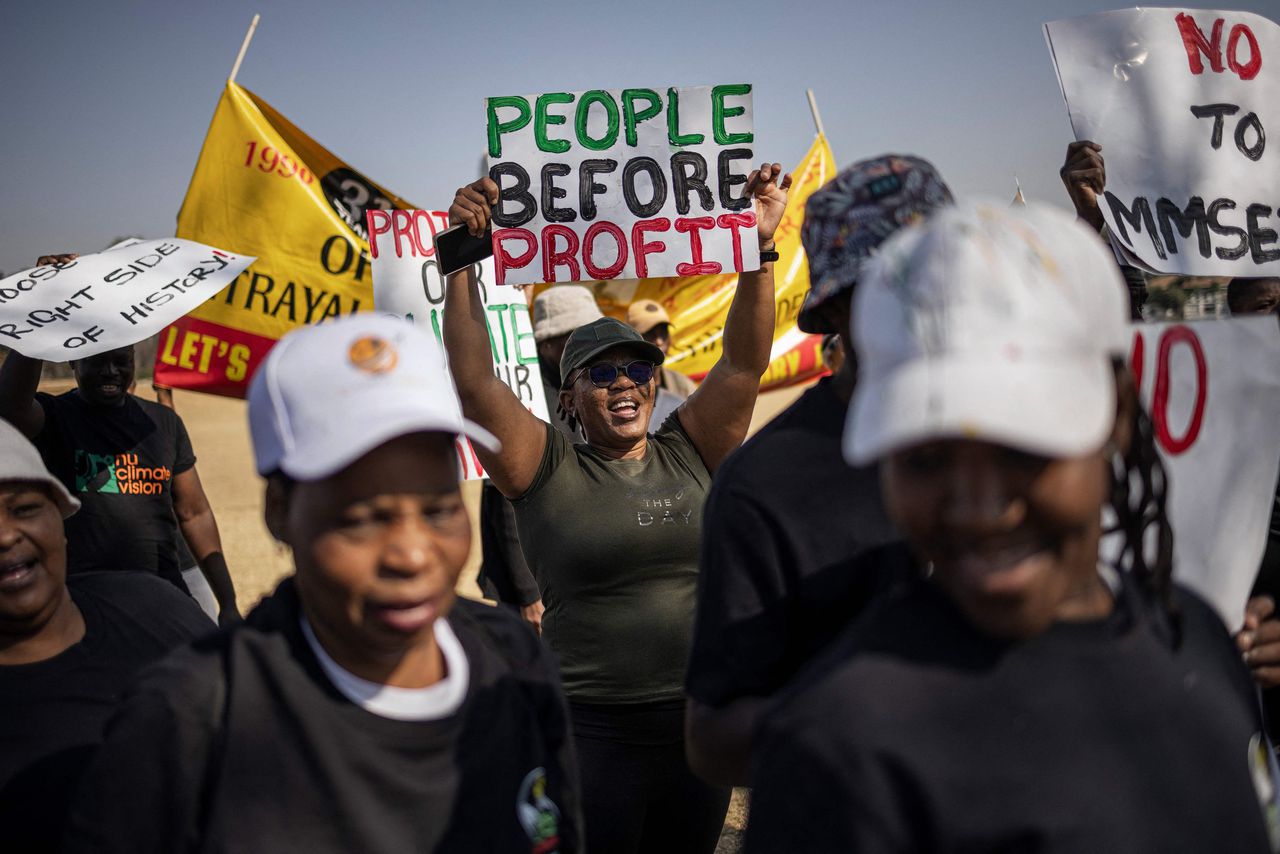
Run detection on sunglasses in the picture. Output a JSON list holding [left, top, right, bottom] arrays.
[[579, 360, 656, 388]]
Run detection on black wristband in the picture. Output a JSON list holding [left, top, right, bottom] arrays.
[[759, 249, 780, 262]]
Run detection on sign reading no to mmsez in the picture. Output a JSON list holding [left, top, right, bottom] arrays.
[[485, 84, 760, 286]]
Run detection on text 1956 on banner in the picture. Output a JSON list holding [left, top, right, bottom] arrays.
[[1046, 8, 1279, 276], [0, 239, 253, 362], [486, 84, 759, 286]]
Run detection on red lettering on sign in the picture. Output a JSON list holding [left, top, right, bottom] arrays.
[[493, 228, 538, 285], [674, 216, 723, 276], [1177, 13, 1226, 74], [1227, 24, 1262, 81], [366, 210, 392, 259], [1176, 13, 1261, 80], [716, 211, 757, 272], [1151, 325, 1208, 455], [541, 225, 581, 283], [583, 222, 628, 280], [631, 218, 672, 278], [391, 210, 417, 258]]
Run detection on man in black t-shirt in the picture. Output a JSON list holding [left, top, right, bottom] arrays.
[[0, 420, 210, 854], [685, 156, 953, 786], [0, 254, 239, 623]]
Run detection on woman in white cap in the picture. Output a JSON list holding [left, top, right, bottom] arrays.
[[64, 315, 582, 853], [0, 421, 210, 854], [746, 202, 1279, 852], [445, 164, 790, 854]]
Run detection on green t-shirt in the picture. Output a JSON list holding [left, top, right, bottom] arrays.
[[513, 415, 711, 704]]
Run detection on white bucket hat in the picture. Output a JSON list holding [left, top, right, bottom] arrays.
[[248, 314, 499, 481], [845, 200, 1130, 465], [0, 420, 79, 517], [532, 285, 603, 343]]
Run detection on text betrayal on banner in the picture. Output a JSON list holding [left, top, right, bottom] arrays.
[[486, 84, 760, 286], [1045, 8, 1279, 276], [0, 239, 253, 362], [367, 208, 548, 480]]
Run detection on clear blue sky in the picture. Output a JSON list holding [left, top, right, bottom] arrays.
[[1, 0, 1275, 275]]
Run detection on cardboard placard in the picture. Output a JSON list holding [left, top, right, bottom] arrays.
[[1046, 9, 1279, 276], [0, 239, 254, 362], [367, 209, 548, 480], [485, 84, 759, 285]]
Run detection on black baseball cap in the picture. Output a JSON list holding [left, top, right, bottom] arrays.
[[559, 318, 665, 389]]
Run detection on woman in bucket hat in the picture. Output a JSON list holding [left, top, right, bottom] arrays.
[[746, 202, 1279, 853], [64, 316, 582, 853], [444, 164, 790, 854]]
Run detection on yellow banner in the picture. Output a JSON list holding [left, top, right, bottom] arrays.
[[155, 82, 413, 396], [535, 134, 835, 390]]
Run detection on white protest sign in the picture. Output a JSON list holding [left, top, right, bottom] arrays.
[[1046, 9, 1280, 277], [0, 239, 255, 361], [485, 84, 759, 285], [366, 209, 548, 481], [1120, 317, 1280, 626]]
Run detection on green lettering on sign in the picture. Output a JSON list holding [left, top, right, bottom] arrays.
[[487, 96, 532, 158], [622, 88, 662, 146], [712, 84, 753, 145], [667, 87, 704, 146], [535, 92, 574, 154], [575, 90, 621, 151]]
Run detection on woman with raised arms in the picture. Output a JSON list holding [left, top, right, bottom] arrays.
[[444, 164, 789, 854]]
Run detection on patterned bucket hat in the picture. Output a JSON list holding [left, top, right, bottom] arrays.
[[798, 155, 953, 334]]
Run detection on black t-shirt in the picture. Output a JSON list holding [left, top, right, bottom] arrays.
[[0, 572, 211, 854], [64, 580, 583, 853], [747, 563, 1279, 853], [34, 391, 196, 587], [686, 377, 901, 707]]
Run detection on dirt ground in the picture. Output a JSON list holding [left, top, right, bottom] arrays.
[[63, 378, 801, 851]]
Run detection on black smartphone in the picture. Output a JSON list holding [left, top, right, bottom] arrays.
[[433, 224, 493, 276]]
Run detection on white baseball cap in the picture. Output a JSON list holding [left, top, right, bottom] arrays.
[[845, 200, 1130, 465], [0, 420, 79, 517], [533, 285, 603, 342], [248, 314, 499, 481]]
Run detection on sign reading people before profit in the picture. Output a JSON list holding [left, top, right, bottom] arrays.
[[1046, 8, 1279, 277], [486, 84, 760, 286]]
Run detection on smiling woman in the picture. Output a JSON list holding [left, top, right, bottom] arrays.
[[744, 202, 1280, 853], [443, 164, 791, 854]]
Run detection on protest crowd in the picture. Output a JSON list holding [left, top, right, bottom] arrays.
[[4, 7, 1280, 854]]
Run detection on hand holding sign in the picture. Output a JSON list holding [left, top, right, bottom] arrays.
[[1046, 8, 1279, 276], [0, 240, 254, 362], [484, 84, 761, 285]]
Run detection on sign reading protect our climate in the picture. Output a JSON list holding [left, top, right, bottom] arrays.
[[485, 84, 760, 286]]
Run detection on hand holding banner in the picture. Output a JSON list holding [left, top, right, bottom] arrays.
[[0, 239, 253, 362], [1046, 9, 1279, 277], [486, 84, 759, 286]]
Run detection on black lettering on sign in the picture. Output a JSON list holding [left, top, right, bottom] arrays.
[[622, 157, 668, 218], [1190, 103, 1239, 149], [540, 163, 576, 223], [490, 162, 537, 228], [579, 159, 618, 221], [1246, 204, 1280, 264], [1207, 199, 1249, 260], [1234, 113, 1265, 161], [1156, 197, 1211, 258], [1105, 193, 1167, 260], [717, 148, 753, 211], [671, 151, 713, 215]]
